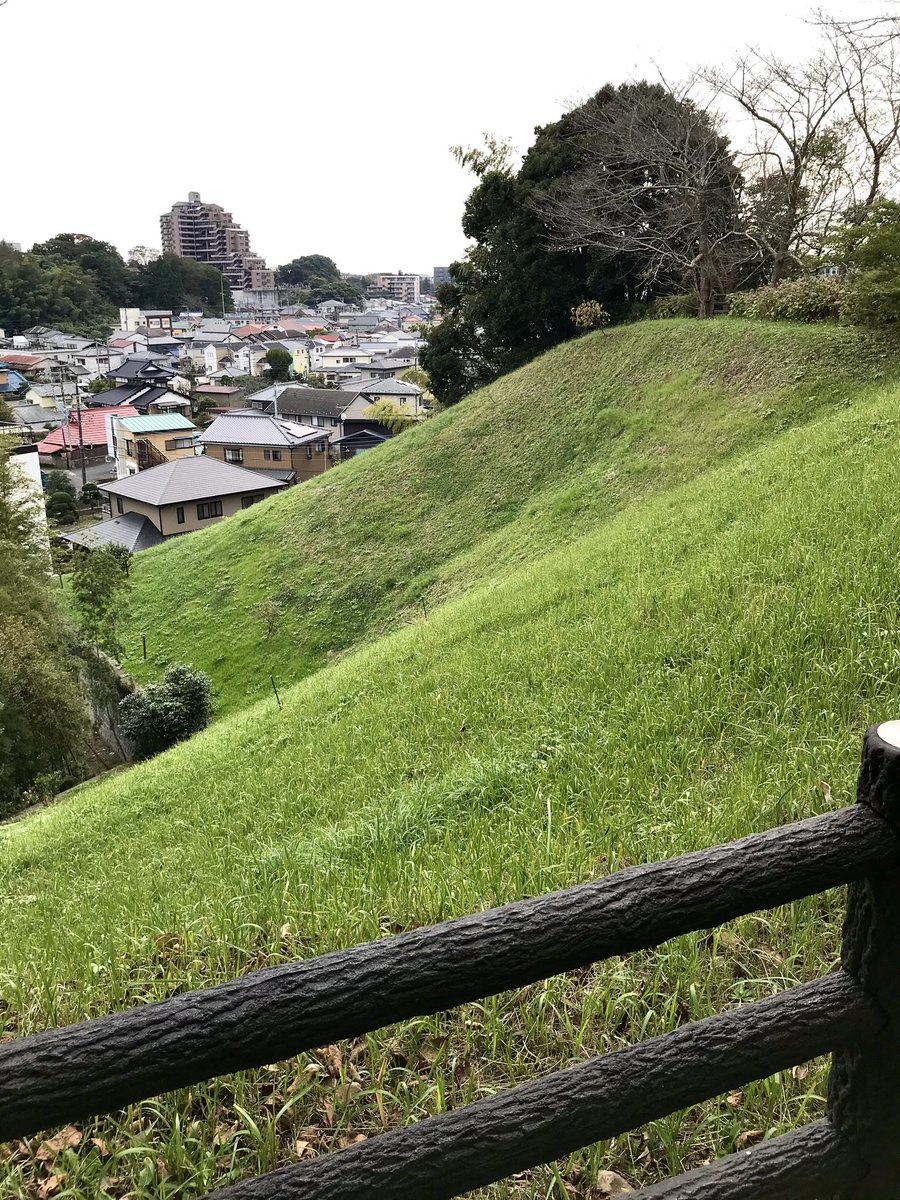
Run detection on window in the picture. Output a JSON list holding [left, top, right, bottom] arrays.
[[115, 496, 123, 514], [241, 493, 263, 509], [263, 448, 271, 460], [306, 445, 313, 459], [315, 441, 325, 453], [331, 417, 340, 426], [125, 439, 135, 455], [271, 449, 282, 461], [312, 415, 323, 426], [224, 447, 243, 464], [165, 437, 195, 451], [176, 506, 185, 524], [196, 500, 223, 520]]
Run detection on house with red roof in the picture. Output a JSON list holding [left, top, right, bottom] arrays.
[[36, 405, 138, 466]]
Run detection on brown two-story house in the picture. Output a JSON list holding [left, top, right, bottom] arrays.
[[198, 413, 332, 484]]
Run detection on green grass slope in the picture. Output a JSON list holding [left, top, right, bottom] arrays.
[[4, 361, 900, 1196], [120, 319, 897, 716]]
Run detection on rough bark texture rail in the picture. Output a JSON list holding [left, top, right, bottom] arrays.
[[829, 723, 900, 1197], [204, 973, 880, 1200], [3, 803, 896, 1140], [630, 1119, 863, 1199]]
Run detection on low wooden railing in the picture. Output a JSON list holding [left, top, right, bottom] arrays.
[[3, 723, 900, 1198]]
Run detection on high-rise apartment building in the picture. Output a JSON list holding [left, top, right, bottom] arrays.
[[433, 267, 453, 288], [160, 192, 275, 291], [372, 273, 421, 304]]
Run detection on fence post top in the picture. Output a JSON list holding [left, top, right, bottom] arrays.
[[859, 723, 900, 824]]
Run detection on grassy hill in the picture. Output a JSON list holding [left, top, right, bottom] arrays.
[[118, 319, 895, 715], [3, 320, 900, 1197]]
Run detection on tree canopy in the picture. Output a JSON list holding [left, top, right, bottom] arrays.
[[422, 85, 677, 404], [275, 254, 364, 304]]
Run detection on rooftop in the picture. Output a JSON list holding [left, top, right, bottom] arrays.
[[199, 413, 323, 448], [62, 512, 164, 554], [100, 455, 285, 506], [116, 414, 197, 434]]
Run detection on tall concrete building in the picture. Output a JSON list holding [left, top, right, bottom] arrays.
[[433, 267, 453, 288], [372, 273, 421, 304], [159, 192, 275, 292]]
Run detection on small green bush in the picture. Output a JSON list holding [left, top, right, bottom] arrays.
[[652, 293, 702, 319], [46, 491, 78, 524], [727, 277, 848, 323], [118, 664, 213, 759]]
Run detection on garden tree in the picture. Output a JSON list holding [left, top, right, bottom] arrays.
[[31, 233, 134, 307], [44, 470, 75, 498], [87, 376, 115, 395], [265, 347, 293, 380], [46, 490, 78, 524], [0, 241, 115, 336], [80, 482, 101, 513], [118, 664, 213, 759], [422, 91, 662, 404], [0, 439, 87, 813], [539, 82, 745, 319], [0, 397, 13, 424], [133, 254, 231, 314], [70, 545, 131, 655], [362, 399, 418, 433]]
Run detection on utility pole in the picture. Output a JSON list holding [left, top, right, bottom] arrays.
[[74, 386, 87, 489]]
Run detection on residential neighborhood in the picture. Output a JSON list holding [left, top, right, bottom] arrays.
[[1, 227, 439, 552]]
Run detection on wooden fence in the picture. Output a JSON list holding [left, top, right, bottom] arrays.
[[3, 722, 900, 1198]]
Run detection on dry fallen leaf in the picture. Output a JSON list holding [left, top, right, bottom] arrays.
[[294, 1138, 312, 1158], [594, 1169, 634, 1195], [37, 1175, 63, 1199], [37, 1126, 81, 1160], [726, 1091, 743, 1108], [792, 1063, 809, 1081], [735, 1129, 765, 1150], [90, 1137, 110, 1158]]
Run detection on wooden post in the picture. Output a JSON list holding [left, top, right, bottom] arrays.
[[829, 721, 900, 1196]]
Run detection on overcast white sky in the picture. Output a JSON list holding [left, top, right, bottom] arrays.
[[0, 0, 879, 276]]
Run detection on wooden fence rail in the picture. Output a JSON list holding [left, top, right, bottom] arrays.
[[4, 721, 900, 1198]]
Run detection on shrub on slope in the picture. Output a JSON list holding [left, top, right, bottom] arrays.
[[120, 319, 897, 715]]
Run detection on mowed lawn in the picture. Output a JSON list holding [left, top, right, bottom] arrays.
[[3, 382, 900, 1196], [117, 319, 898, 716]]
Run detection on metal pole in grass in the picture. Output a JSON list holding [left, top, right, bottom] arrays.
[[142, 635, 147, 660], [829, 720, 900, 1196], [270, 675, 282, 709]]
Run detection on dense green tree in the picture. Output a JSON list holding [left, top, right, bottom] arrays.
[[362, 399, 418, 433], [422, 91, 654, 405], [80, 482, 101, 513], [265, 347, 293, 380], [0, 439, 88, 813], [827, 199, 900, 326], [70, 545, 131, 655], [31, 233, 135, 307], [133, 254, 231, 314], [274, 254, 363, 304], [276, 254, 341, 287]]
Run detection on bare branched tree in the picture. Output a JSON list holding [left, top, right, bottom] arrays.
[[537, 83, 745, 318], [704, 51, 853, 283], [822, 15, 900, 214]]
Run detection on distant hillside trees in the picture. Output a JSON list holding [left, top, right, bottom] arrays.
[[275, 254, 364, 304], [423, 83, 720, 404], [0, 237, 233, 334]]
